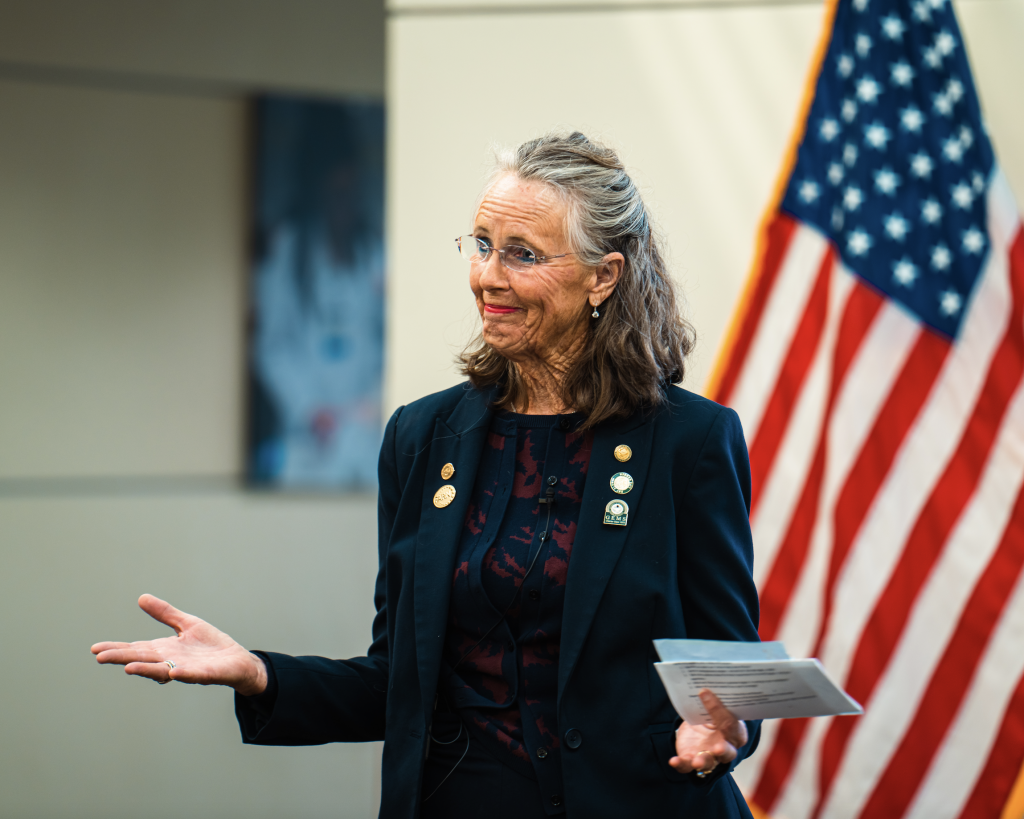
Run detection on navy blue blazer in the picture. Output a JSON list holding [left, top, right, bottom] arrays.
[[237, 382, 761, 818]]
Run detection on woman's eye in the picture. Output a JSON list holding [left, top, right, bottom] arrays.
[[507, 246, 536, 265]]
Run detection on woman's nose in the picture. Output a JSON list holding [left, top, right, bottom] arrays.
[[477, 251, 509, 289]]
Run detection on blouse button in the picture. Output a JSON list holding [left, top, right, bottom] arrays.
[[550, 794, 563, 806], [529, 589, 541, 601], [536, 747, 549, 759], [506, 640, 515, 652]]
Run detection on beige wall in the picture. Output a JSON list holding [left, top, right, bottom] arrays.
[[384, 0, 1024, 412], [0, 3, 385, 818]]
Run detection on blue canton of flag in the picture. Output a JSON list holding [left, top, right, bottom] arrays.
[[782, 0, 995, 338]]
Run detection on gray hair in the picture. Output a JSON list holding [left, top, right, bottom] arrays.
[[462, 131, 696, 426]]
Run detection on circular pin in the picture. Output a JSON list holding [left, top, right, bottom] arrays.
[[441, 463, 455, 480], [608, 500, 627, 516], [610, 472, 634, 494], [433, 485, 456, 508], [614, 445, 632, 463]]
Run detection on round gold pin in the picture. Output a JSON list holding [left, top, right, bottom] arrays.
[[614, 444, 632, 462], [441, 463, 455, 480], [433, 485, 456, 508]]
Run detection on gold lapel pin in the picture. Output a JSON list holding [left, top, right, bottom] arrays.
[[441, 463, 455, 480], [614, 445, 632, 462], [610, 472, 634, 494], [604, 499, 629, 526], [434, 485, 456, 508]]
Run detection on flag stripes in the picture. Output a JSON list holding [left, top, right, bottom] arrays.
[[721, 167, 1024, 817]]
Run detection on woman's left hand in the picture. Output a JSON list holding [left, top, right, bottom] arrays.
[[670, 689, 748, 777]]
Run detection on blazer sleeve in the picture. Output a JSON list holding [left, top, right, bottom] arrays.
[[677, 405, 762, 772], [233, 406, 404, 746]]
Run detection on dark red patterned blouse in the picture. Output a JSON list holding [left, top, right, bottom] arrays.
[[440, 411, 592, 806]]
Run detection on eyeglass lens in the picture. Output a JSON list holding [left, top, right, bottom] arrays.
[[456, 235, 538, 271]]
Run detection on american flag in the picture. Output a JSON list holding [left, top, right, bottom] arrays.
[[706, 0, 1024, 816]]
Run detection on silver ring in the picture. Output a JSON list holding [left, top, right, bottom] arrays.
[[157, 660, 176, 684]]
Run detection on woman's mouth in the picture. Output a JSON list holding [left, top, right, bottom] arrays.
[[484, 304, 520, 315]]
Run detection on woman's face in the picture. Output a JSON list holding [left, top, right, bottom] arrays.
[[469, 175, 621, 367]]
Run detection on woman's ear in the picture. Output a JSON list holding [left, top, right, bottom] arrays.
[[590, 252, 625, 308]]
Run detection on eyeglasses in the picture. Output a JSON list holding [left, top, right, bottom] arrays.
[[455, 235, 573, 272]]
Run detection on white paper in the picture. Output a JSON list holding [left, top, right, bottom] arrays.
[[653, 641, 863, 724], [653, 638, 790, 663]]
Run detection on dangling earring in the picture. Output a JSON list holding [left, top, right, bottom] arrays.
[[592, 305, 600, 318]]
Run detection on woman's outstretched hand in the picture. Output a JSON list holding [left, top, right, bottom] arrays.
[[91, 594, 268, 696], [669, 689, 748, 777]]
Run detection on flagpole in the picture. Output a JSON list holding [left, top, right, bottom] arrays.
[[1002, 760, 1024, 819], [702, 0, 841, 401]]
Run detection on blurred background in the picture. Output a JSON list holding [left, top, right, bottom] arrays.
[[0, 0, 1020, 817]]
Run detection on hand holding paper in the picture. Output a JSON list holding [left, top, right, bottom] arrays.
[[654, 639, 863, 725]]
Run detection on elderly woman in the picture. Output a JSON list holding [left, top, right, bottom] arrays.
[[92, 132, 761, 818]]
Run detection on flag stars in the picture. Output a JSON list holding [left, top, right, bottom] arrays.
[[951, 182, 974, 209], [935, 30, 957, 56], [924, 48, 942, 70], [891, 61, 915, 88], [847, 229, 873, 256], [857, 75, 882, 104], [832, 206, 845, 231], [856, 33, 873, 57], [864, 122, 891, 150], [844, 185, 865, 211], [853, 0, 869, 11], [939, 290, 962, 316], [946, 78, 964, 103], [942, 137, 965, 164], [972, 171, 986, 192], [842, 99, 859, 123], [893, 258, 918, 286], [838, 54, 855, 78], [885, 213, 910, 241], [959, 125, 973, 149], [799, 180, 821, 204], [828, 163, 845, 185], [931, 243, 952, 271], [881, 14, 906, 40], [922, 198, 943, 224], [911, 152, 934, 179], [913, 0, 932, 22], [933, 93, 953, 116], [900, 106, 925, 133], [962, 228, 985, 254], [844, 143, 859, 166], [875, 167, 901, 195], [820, 118, 841, 142]]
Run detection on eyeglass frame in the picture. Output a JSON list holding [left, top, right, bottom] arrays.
[[455, 234, 575, 272]]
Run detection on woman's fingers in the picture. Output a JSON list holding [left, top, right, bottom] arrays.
[[138, 594, 197, 634], [700, 689, 748, 748], [125, 661, 175, 684], [94, 646, 165, 666], [90, 641, 131, 655]]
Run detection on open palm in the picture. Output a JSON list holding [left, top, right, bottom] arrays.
[[670, 689, 748, 776], [91, 594, 267, 696]]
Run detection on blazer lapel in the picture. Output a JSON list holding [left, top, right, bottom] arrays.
[[558, 410, 656, 703], [413, 387, 494, 715]]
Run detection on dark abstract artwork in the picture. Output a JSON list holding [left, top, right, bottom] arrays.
[[247, 96, 385, 489]]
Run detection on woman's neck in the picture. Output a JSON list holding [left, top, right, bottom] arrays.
[[512, 333, 586, 415]]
